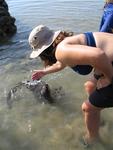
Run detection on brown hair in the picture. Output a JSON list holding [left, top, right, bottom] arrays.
[[39, 44, 57, 67], [39, 31, 73, 67]]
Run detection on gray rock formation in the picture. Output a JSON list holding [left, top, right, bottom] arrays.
[[0, 0, 17, 41]]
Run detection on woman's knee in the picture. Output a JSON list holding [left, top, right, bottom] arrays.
[[81, 101, 101, 113]]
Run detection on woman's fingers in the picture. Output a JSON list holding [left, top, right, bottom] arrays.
[[31, 70, 45, 80]]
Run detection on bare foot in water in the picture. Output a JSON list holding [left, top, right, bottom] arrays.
[[82, 134, 100, 147]]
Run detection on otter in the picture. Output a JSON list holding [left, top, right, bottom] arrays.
[[7, 80, 54, 108]]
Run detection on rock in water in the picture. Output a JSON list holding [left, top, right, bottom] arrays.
[[0, 0, 17, 41], [7, 80, 54, 108]]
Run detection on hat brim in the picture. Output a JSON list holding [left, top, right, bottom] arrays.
[[30, 30, 61, 58]]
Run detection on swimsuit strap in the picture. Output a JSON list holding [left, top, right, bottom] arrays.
[[84, 32, 96, 47]]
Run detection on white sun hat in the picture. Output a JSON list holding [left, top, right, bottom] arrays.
[[28, 25, 61, 58]]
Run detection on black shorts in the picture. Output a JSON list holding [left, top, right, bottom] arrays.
[[89, 84, 113, 108]]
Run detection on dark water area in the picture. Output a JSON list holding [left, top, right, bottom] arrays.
[[0, 0, 113, 149]]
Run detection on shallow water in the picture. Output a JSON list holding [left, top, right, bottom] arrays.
[[0, 0, 113, 149]]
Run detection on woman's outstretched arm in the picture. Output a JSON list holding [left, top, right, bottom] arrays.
[[32, 61, 66, 80]]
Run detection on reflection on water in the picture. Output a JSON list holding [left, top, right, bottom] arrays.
[[0, 0, 113, 149]]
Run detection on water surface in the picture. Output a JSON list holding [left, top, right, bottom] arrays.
[[0, 0, 113, 149]]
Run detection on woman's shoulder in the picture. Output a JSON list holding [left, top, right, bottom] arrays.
[[59, 33, 86, 45]]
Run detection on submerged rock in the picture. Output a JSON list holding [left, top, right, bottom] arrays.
[[0, 0, 17, 41], [7, 80, 54, 108]]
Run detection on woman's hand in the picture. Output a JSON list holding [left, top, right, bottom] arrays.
[[31, 70, 46, 80]]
